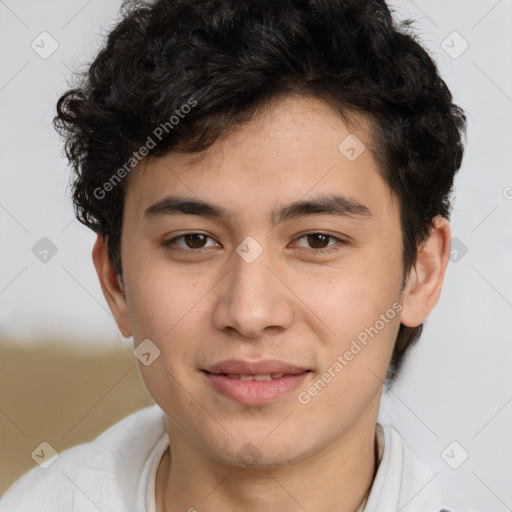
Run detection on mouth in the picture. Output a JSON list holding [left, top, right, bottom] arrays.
[[202, 359, 311, 405], [208, 372, 294, 381]]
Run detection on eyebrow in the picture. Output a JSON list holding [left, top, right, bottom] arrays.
[[144, 194, 372, 223]]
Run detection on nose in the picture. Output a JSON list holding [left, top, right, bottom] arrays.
[[212, 247, 294, 339]]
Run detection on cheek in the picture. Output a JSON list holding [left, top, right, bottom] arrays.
[[292, 249, 403, 394], [295, 254, 402, 339], [124, 258, 209, 341], [123, 260, 212, 367], [125, 272, 207, 416], [295, 282, 401, 427]]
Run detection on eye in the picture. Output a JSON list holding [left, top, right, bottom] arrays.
[[164, 233, 220, 251], [163, 231, 345, 254], [293, 232, 344, 252]]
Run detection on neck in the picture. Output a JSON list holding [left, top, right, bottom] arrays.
[[156, 412, 379, 512]]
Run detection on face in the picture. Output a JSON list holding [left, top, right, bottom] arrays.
[[112, 95, 408, 466]]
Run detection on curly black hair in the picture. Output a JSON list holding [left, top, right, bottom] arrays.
[[54, 0, 466, 384]]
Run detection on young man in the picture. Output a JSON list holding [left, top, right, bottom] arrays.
[[1, 0, 475, 510]]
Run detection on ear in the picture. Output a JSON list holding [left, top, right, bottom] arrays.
[[400, 215, 451, 328], [92, 234, 132, 337]]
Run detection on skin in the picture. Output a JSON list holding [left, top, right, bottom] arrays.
[[93, 94, 451, 512]]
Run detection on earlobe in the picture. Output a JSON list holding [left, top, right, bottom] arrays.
[[92, 235, 133, 337], [400, 215, 451, 328]]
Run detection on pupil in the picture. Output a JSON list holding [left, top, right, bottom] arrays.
[[185, 234, 206, 248], [308, 233, 328, 249]]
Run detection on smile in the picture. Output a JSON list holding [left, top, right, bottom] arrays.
[[223, 373, 286, 380], [202, 359, 311, 405]]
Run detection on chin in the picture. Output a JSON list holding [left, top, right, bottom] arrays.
[[203, 433, 315, 469]]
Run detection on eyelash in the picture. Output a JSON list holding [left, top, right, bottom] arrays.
[[163, 232, 346, 254]]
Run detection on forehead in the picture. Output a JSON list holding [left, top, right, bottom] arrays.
[[124, 94, 397, 223]]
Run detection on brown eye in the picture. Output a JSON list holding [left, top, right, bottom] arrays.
[[164, 233, 219, 251], [306, 233, 330, 249], [183, 233, 208, 248], [293, 232, 344, 252]]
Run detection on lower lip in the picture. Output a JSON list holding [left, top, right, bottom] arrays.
[[203, 372, 309, 405]]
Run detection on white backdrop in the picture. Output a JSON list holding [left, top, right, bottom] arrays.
[[1, 1, 511, 509]]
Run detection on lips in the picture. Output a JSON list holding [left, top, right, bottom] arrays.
[[204, 359, 308, 376], [202, 359, 311, 405], [224, 373, 285, 381]]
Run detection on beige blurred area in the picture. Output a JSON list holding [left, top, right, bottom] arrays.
[[0, 339, 154, 495]]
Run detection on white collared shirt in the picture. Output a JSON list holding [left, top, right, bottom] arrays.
[[0, 405, 478, 512]]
